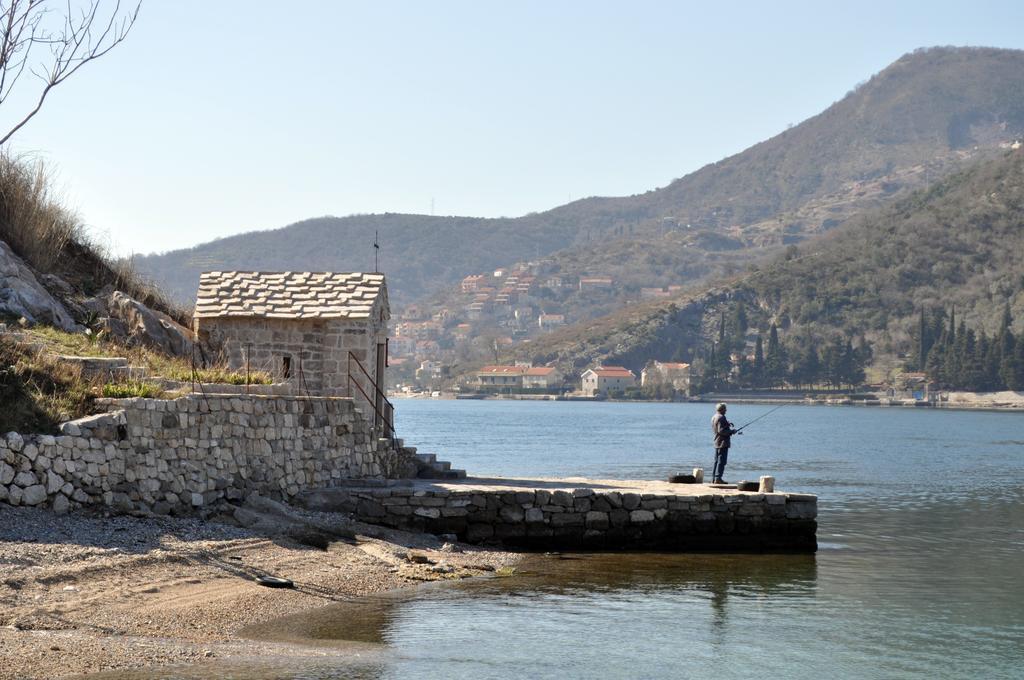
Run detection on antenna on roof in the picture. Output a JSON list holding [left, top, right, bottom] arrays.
[[373, 230, 380, 273]]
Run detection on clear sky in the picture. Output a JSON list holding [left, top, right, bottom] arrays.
[[3, 0, 1023, 256]]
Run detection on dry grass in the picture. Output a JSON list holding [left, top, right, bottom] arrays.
[[0, 155, 82, 272], [25, 326, 272, 385], [0, 337, 97, 433], [0, 329, 274, 433], [0, 152, 189, 326]]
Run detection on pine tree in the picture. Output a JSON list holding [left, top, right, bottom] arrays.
[[843, 338, 864, 387]]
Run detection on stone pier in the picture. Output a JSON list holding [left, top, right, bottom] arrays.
[[299, 477, 818, 552]]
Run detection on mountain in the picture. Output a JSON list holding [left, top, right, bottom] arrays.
[[514, 148, 1024, 379], [136, 47, 1024, 317]]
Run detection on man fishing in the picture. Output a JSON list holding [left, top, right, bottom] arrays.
[[711, 402, 739, 484]]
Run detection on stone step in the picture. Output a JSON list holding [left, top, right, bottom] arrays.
[[446, 469, 467, 479], [430, 461, 451, 472], [414, 453, 437, 464]]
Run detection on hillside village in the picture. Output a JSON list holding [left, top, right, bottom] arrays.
[[389, 257, 693, 392]]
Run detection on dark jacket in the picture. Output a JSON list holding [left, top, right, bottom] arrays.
[[712, 412, 736, 449]]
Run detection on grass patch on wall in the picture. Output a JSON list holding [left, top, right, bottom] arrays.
[[21, 327, 273, 385]]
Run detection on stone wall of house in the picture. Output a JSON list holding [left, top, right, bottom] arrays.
[[200, 317, 328, 393], [0, 394, 412, 517], [197, 316, 388, 418], [310, 486, 818, 552]]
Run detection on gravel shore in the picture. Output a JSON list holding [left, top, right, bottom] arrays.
[[0, 504, 520, 679]]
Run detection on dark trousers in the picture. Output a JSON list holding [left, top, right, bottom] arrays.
[[713, 447, 729, 481]]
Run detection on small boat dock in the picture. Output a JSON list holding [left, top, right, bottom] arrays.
[[300, 477, 817, 552]]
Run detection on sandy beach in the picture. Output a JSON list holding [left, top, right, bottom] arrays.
[[0, 504, 520, 680]]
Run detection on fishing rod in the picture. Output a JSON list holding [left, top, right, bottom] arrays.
[[734, 403, 787, 433]]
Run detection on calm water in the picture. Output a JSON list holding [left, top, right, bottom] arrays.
[[100, 401, 1024, 679]]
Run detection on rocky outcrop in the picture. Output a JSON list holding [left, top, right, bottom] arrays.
[[0, 241, 79, 331], [105, 290, 194, 357]]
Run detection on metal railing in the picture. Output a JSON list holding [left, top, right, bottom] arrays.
[[347, 351, 395, 439]]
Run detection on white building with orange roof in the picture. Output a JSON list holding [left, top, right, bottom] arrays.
[[476, 365, 527, 389], [580, 365, 636, 396], [461, 274, 486, 293], [523, 366, 563, 389], [641, 361, 691, 391]]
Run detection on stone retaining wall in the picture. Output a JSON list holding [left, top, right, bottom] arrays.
[[311, 485, 818, 552], [0, 395, 411, 517]]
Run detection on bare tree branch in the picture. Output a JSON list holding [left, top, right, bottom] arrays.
[[0, 0, 140, 146]]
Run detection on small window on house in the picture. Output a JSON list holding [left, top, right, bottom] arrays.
[[282, 356, 292, 379]]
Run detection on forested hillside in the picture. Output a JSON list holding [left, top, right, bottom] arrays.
[[739, 148, 1024, 337], [516, 149, 1024, 386], [138, 47, 1024, 310]]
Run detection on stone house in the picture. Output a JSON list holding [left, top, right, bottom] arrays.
[[193, 271, 390, 428], [581, 366, 636, 396]]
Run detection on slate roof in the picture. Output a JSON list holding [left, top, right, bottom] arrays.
[[194, 271, 387, 320]]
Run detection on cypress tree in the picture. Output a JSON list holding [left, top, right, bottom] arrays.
[[843, 338, 864, 387], [754, 334, 765, 385], [802, 345, 821, 388], [1014, 340, 1024, 390], [981, 332, 1001, 391], [926, 326, 948, 383], [704, 343, 719, 391], [917, 308, 928, 370], [766, 323, 782, 387], [999, 326, 1018, 389], [822, 338, 842, 389], [731, 302, 749, 340], [671, 343, 687, 363]]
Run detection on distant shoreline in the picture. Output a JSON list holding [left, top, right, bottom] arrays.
[[392, 392, 1024, 412]]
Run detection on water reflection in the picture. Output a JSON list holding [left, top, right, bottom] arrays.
[[84, 404, 1024, 679]]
